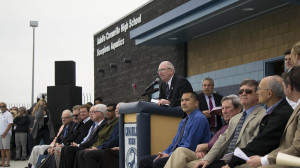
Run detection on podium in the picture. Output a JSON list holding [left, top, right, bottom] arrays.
[[119, 101, 184, 168]]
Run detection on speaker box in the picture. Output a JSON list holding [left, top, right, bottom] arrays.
[[55, 61, 76, 86], [47, 85, 82, 133]]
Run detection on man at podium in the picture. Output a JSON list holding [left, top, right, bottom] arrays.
[[157, 61, 193, 107], [139, 92, 211, 168]]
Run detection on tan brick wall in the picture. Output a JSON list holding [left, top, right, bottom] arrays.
[[188, 5, 300, 76]]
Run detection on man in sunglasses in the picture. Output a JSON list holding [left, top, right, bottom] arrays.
[[190, 79, 266, 168], [247, 66, 300, 168], [223, 76, 293, 168]]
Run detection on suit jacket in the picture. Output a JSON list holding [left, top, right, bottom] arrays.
[[80, 118, 108, 148], [56, 121, 76, 144], [228, 99, 293, 167], [159, 74, 193, 106], [198, 92, 223, 129], [267, 103, 300, 165], [202, 105, 266, 163], [66, 119, 94, 145]]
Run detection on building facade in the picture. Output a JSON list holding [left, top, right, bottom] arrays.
[[94, 0, 300, 103]]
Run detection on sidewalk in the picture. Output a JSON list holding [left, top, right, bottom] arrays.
[[9, 160, 28, 168]]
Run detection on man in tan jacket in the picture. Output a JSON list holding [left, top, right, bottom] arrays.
[[247, 66, 300, 168]]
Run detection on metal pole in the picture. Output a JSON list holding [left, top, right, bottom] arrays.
[[31, 27, 35, 106]]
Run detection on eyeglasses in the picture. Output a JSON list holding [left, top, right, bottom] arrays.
[[91, 111, 102, 113], [107, 109, 114, 112], [257, 87, 270, 91], [157, 68, 170, 74], [0, 106, 6, 108], [72, 114, 79, 118], [62, 116, 72, 120], [238, 89, 254, 94]]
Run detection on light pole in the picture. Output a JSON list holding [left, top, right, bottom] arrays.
[[30, 21, 38, 106]]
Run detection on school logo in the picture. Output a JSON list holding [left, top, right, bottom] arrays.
[[125, 147, 137, 168]]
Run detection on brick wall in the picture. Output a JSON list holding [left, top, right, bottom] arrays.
[[188, 5, 300, 76]]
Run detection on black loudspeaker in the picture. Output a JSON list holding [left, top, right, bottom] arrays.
[[47, 86, 82, 133], [55, 61, 76, 86]]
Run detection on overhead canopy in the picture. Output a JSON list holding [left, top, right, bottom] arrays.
[[130, 0, 293, 46]]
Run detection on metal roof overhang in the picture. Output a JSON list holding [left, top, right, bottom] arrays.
[[130, 0, 292, 46]]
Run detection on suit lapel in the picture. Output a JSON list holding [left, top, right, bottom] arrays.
[[283, 104, 300, 134], [169, 75, 176, 98], [237, 106, 260, 142]]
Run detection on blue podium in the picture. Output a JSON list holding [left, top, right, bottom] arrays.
[[119, 101, 184, 168]]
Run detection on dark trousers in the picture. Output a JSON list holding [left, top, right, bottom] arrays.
[[33, 128, 50, 146], [198, 160, 226, 168], [83, 149, 119, 168], [73, 150, 87, 168], [63, 146, 86, 168], [139, 155, 169, 168]]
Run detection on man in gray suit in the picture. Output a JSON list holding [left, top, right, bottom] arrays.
[[164, 79, 266, 168]]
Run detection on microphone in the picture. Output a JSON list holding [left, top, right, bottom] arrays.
[[141, 88, 159, 96], [144, 78, 160, 91]]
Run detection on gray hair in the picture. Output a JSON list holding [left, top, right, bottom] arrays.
[[19, 106, 27, 112], [95, 104, 107, 118], [62, 110, 73, 117], [221, 94, 242, 109], [269, 76, 285, 99], [202, 77, 214, 86]]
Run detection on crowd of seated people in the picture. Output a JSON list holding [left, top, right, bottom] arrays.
[[0, 41, 299, 168]]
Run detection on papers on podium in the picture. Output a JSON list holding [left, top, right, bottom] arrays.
[[276, 152, 300, 167]]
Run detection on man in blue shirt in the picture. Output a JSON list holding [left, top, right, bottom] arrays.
[[139, 91, 211, 168]]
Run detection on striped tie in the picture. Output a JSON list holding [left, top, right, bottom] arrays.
[[227, 111, 247, 153]]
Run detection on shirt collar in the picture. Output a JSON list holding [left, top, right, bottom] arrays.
[[83, 117, 90, 123], [266, 99, 283, 115], [244, 104, 259, 119], [167, 75, 174, 88]]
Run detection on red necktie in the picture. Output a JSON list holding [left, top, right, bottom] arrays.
[[208, 96, 215, 127]]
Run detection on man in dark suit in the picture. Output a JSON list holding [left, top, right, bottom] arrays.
[[157, 61, 193, 107], [62, 104, 108, 168], [198, 77, 223, 132], [223, 76, 293, 168]]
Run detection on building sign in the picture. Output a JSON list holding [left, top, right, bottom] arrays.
[[125, 123, 137, 168], [96, 14, 142, 56]]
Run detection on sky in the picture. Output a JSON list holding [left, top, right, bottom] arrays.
[[0, 0, 149, 108]]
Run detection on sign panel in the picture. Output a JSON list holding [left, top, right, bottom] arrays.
[[124, 123, 137, 168]]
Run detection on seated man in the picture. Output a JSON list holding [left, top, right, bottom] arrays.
[[223, 76, 293, 168], [139, 92, 211, 168], [187, 79, 266, 168], [164, 94, 242, 168], [247, 66, 300, 168], [27, 110, 74, 168], [76, 103, 120, 168], [63, 103, 117, 168]]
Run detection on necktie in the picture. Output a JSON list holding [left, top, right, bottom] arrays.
[[171, 116, 189, 152], [63, 126, 68, 137], [86, 123, 96, 140], [87, 123, 99, 141], [208, 96, 215, 127], [166, 83, 170, 99], [227, 111, 247, 153]]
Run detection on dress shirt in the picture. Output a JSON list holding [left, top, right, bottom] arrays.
[[244, 105, 259, 121], [166, 75, 174, 90], [204, 94, 216, 109], [208, 123, 229, 150], [83, 117, 90, 124], [81, 120, 103, 144], [163, 108, 211, 155], [266, 99, 282, 115]]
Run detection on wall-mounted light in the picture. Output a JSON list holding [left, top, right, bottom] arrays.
[[124, 58, 131, 63], [110, 63, 117, 68], [97, 68, 105, 73]]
